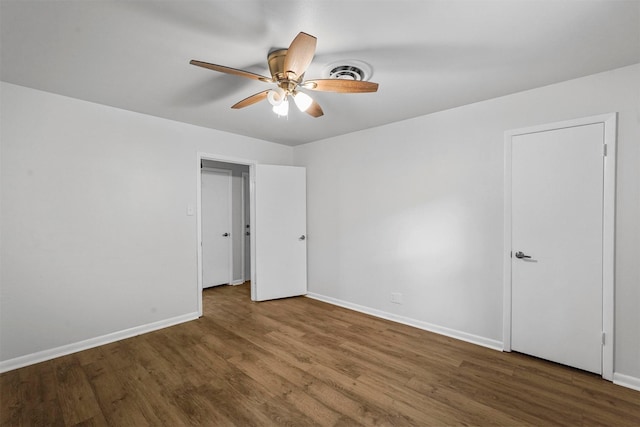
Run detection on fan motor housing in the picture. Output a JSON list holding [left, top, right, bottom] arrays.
[[267, 49, 287, 80], [268, 48, 306, 90]]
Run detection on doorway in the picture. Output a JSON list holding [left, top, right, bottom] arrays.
[[196, 153, 309, 315], [503, 113, 616, 380], [201, 160, 251, 288]]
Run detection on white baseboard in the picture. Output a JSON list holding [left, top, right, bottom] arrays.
[[0, 312, 199, 373], [306, 293, 640, 393], [231, 279, 245, 286], [613, 373, 640, 392], [305, 292, 503, 351]]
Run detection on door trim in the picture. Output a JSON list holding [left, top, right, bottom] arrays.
[[201, 167, 233, 288], [197, 153, 257, 316], [241, 171, 250, 284], [503, 113, 617, 381]]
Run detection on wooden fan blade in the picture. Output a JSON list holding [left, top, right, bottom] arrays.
[[231, 90, 270, 109], [303, 79, 379, 93], [305, 99, 324, 118], [190, 60, 272, 82], [283, 32, 317, 79]]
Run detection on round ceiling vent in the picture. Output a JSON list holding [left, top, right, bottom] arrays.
[[323, 60, 373, 81]]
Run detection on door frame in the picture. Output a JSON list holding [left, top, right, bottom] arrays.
[[197, 153, 257, 316], [241, 171, 250, 283], [502, 113, 617, 381], [200, 167, 233, 288]]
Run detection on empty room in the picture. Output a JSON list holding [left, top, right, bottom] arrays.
[[1, 0, 639, 425]]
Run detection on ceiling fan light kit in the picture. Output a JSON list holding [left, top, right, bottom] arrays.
[[267, 86, 286, 106], [190, 32, 379, 118], [272, 99, 289, 117], [293, 91, 313, 112]]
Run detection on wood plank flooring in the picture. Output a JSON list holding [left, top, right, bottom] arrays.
[[2, 283, 639, 426]]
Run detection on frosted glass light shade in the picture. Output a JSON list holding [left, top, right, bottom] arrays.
[[267, 87, 286, 106], [293, 92, 313, 112], [272, 99, 289, 116]]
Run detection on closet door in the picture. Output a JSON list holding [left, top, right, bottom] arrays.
[[201, 169, 232, 288], [510, 123, 605, 374]]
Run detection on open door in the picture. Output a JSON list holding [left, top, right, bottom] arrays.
[[253, 165, 307, 301]]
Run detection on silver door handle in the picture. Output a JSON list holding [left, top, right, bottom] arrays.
[[299, 235, 306, 240], [222, 233, 230, 237], [515, 251, 531, 259]]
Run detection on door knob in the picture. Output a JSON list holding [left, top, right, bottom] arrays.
[[515, 251, 531, 259], [222, 233, 230, 237]]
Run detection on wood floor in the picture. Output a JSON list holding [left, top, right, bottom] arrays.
[[2, 284, 639, 426]]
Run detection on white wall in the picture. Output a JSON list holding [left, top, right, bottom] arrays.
[[294, 64, 640, 380], [0, 82, 292, 367]]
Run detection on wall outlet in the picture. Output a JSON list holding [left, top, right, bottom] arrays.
[[391, 292, 403, 304]]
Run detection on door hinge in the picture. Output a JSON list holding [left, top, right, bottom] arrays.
[[603, 144, 607, 157], [602, 332, 606, 345]]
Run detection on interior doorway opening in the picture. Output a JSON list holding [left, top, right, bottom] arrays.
[[201, 160, 251, 288], [196, 153, 308, 315], [197, 154, 256, 316]]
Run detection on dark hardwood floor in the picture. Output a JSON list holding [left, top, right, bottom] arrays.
[[2, 283, 639, 426]]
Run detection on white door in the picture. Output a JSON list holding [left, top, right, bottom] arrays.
[[510, 123, 604, 374], [253, 165, 307, 301], [201, 169, 232, 288]]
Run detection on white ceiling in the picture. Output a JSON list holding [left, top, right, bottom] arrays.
[[1, 1, 638, 146]]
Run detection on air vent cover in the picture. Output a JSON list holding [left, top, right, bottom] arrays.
[[323, 60, 373, 81]]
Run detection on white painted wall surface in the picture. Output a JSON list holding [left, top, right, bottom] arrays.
[[293, 64, 640, 380], [0, 82, 292, 365]]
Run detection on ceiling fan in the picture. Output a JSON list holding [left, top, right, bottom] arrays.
[[190, 32, 379, 118]]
